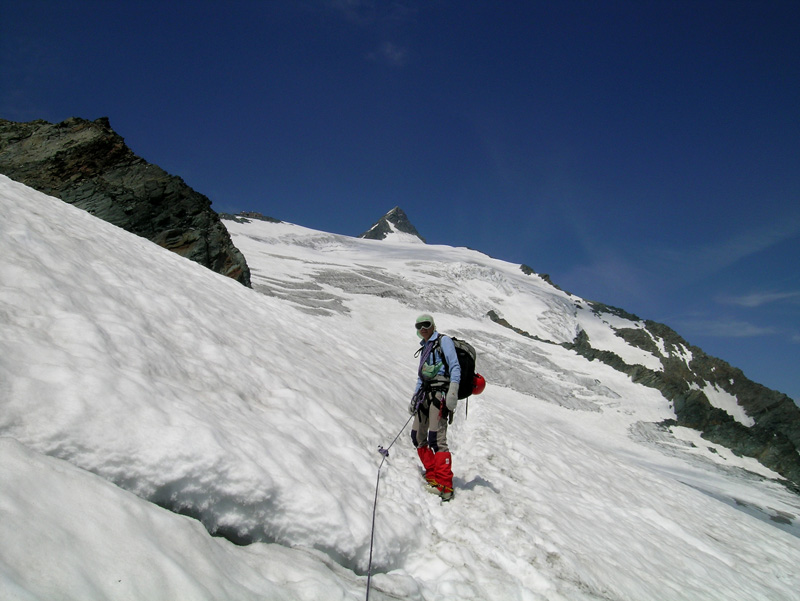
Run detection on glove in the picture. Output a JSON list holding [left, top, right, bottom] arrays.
[[445, 381, 459, 412], [409, 394, 419, 415]]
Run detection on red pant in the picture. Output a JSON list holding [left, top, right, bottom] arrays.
[[412, 391, 453, 492]]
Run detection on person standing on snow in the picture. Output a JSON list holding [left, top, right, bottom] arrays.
[[409, 313, 461, 501]]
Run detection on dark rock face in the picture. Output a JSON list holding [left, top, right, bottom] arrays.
[[359, 206, 425, 242], [0, 117, 250, 286]]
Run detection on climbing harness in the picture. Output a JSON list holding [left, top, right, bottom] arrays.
[[365, 414, 413, 601]]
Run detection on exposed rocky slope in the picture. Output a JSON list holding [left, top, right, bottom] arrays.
[[0, 117, 250, 286], [489, 273, 800, 493], [581, 311, 800, 493], [359, 206, 425, 241]]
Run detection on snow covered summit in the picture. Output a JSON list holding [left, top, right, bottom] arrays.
[[2, 175, 800, 601]]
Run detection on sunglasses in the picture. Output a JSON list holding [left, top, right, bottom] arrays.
[[415, 321, 432, 330]]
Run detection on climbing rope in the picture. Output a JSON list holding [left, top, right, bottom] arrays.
[[365, 414, 413, 601]]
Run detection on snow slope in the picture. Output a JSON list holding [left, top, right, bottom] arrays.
[[2, 174, 799, 601]]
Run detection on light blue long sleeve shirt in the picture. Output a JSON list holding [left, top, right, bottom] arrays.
[[414, 331, 461, 394]]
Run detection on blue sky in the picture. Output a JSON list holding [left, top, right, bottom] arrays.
[[2, 1, 798, 401]]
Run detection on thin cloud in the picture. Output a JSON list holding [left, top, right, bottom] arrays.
[[367, 41, 409, 66], [678, 318, 777, 338], [656, 212, 800, 282], [324, 0, 415, 66], [719, 290, 800, 308], [326, 0, 417, 27], [326, 0, 378, 26], [703, 217, 800, 271]]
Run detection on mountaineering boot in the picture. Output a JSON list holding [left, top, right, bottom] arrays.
[[417, 446, 436, 485], [431, 452, 454, 501]]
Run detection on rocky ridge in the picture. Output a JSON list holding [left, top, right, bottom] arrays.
[[490, 283, 800, 493], [0, 117, 250, 286]]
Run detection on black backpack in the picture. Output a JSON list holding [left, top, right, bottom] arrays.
[[438, 336, 477, 400]]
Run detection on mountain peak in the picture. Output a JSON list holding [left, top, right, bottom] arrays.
[[358, 206, 425, 242]]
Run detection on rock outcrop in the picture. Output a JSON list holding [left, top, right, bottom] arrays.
[[487, 289, 800, 493], [220, 211, 281, 224], [359, 206, 425, 242], [0, 117, 250, 286]]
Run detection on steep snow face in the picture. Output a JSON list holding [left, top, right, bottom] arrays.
[[2, 175, 800, 601]]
